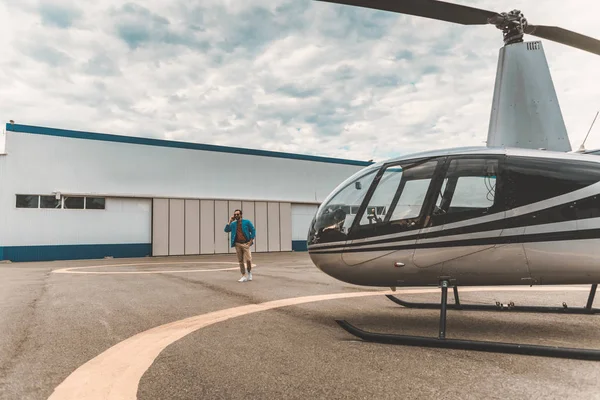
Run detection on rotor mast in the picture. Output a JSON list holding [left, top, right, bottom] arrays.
[[488, 9, 529, 46]]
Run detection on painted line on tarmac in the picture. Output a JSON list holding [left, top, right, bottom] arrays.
[[53, 261, 256, 275], [47, 285, 591, 400]]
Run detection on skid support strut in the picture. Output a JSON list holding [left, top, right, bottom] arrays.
[[385, 284, 600, 314], [336, 281, 600, 360]]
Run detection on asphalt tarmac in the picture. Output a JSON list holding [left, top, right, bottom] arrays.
[[1, 252, 600, 400]]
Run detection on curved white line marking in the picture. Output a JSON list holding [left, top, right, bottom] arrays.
[[47, 285, 591, 400], [53, 261, 256, 275]]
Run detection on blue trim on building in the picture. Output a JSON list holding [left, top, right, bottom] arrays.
[[0, 242, 308, 262], [6, 123, 374, 167], [292, 240, 308, 252], [0, 243, 152, 263]]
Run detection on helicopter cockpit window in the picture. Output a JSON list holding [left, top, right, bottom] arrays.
[[309, 166, 379, 243], [359, 160, 439, 228], [433, 158, 499, 221], [359, 167, 403, 225], [388, 178, 433, 221]]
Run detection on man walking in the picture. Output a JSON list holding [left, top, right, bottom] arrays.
[[224, 209, 256, 282]]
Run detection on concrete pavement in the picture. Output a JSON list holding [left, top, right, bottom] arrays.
[[1, 252, 599, 400]]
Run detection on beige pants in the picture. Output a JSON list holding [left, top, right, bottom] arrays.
[[235, 242, 252, 275]]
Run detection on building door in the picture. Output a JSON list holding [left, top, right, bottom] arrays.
[[152, 198, 292, 256]]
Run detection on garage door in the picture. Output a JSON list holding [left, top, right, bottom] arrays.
[[152, 198, 292, 256]]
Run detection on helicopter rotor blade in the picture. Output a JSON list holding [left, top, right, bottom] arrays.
[[315, 1, 600, 56], [314, 0, 499, 25], [524, 25, 600, 56]]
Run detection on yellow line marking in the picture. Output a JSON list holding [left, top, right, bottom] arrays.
[[47, 285, 592, 400], [52, 261, 256, 275]]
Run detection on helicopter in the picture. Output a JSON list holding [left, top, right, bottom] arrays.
[[307, 0, 600, 360]]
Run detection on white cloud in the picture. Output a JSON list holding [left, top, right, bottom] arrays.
[[0, 0, 599, 162]]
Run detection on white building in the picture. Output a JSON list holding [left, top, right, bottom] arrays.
[[0, 123, 371, 262]]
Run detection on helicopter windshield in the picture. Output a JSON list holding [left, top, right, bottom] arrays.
[[308, 164, 382, 244]]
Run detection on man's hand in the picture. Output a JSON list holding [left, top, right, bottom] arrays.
[[229, 216, 235, 223]]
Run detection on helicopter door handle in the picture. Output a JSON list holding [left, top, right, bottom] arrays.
[[394, 262, 405, 268]]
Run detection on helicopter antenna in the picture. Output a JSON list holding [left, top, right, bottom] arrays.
[[578, 111, 600, 152]]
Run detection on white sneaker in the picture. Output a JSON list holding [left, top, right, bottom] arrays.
[[248, 272, 252, 281], [238, 275, 248, 282]]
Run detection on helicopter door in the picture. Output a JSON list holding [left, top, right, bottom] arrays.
[[413, 156, 505, 270], [342, 159, 442, 267]]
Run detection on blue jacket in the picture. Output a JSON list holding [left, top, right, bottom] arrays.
[[224, 219, 256, 248]]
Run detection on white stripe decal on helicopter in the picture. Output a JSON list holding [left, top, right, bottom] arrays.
[[437, 180, 600, 231], [577, 218, 600, 230], [309, 220, 576, 253], [309, 218, 600, 253], [309, 240, 350, 249]]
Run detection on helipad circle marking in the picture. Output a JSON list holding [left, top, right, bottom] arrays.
[[47, 285, 592, 400], [52, 261, 256, 275]]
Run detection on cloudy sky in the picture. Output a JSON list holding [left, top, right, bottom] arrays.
[[0, 0, 599, 161]]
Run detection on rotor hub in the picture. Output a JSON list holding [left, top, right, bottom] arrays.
[[488, 10, 528, 46]]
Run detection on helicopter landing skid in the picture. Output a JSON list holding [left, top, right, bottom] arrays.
[[336, 282, 600, 360], [385, 284, 600, 315]]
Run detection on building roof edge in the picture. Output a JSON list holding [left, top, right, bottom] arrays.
[[5, 123, 373, 167]]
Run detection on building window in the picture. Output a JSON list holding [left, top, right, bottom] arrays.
[[64, 196, 85, 209], [86, 197, 105, 210], [40, 195, 61, 209], [16, 195, 39, 208], [15, 194, 107, 210]]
